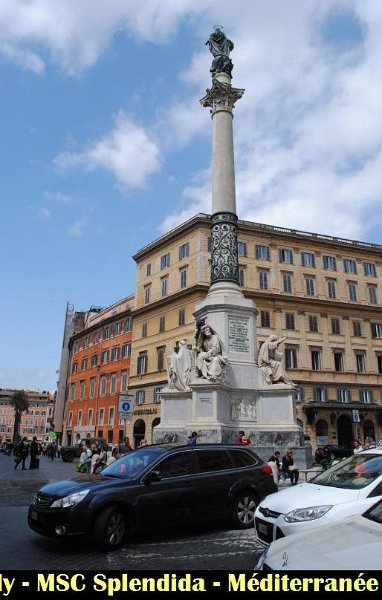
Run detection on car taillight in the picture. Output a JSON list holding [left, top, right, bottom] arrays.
[[262, 464, 273, 475]]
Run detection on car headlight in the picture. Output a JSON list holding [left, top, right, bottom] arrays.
[[284, 505, 332, 522], [255, 548, 269, 570], [51, 489, 90, 508]]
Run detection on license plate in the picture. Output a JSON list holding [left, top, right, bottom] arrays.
[[257, 522, 268, 535], [30, 509, 38, 521]]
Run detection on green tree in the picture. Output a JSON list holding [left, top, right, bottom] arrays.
[[10, 390, 30, 442]]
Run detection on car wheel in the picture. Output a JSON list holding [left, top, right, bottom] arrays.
[[93, 506, 127, 550], [231, 492, 257, 529], [62, 452, 75, 462]]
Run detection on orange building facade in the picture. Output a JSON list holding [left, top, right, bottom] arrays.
[[62, 295, 134, 447]]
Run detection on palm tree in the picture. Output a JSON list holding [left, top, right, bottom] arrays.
[[10, 390, 30, 442]]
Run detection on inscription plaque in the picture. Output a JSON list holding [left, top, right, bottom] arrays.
[[198, 394, 213, 417], [228, 315, 250, 353]]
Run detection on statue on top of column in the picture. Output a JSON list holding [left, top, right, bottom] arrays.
[[206, 27, 234, 77]]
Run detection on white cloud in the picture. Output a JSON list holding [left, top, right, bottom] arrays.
[[38, 207, 51, 219], [0, 42, 45, 74], [43, 190, 72, 203], [68, 216, 87, 236], [54, 111, 161, 190]]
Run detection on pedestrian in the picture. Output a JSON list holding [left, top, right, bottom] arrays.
[[353, 440, 364, 454], [117, 437, 133, 457], [14, 437, 29, 470], [281, 448, 299, 485], [29, 436, 40, 470], [187, 431, 198, 445], [235, 431, 251, 445]]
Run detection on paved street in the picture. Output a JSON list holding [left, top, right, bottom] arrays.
[[0, 452, 265, 570]]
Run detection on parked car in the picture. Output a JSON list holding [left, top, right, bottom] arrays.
[[324, 444, 353, 461], [28, 443, 277, 550], [256, 496, 382, 570], [254, 448, 382, 545], [60, 438, 107, 462]]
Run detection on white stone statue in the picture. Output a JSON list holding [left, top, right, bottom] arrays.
[[194, 324, 227, 382], [257, 334, 295, 386], [167, 339, 192, 392]]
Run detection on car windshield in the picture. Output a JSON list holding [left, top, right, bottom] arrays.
[[101, 448, 163, 479], [311, 453, 382, 490]]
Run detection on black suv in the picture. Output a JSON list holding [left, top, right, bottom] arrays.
[[60, 438, 107, 462], [28, 443, 277, 550]]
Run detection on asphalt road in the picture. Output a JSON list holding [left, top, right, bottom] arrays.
[[0, 452, 265, 571]]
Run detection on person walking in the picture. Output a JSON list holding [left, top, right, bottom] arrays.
[[29, 436, 40, 470], [14, 437, 29, 470], [281, 448, 299, 485]]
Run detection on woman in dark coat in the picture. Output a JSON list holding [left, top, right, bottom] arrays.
[[29, 436, 40, 469]]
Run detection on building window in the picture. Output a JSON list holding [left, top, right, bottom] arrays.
[[154, 387, 162, 403], [100, 376, 107, 396], [108, 407, 115, 426], [101, 349, 109, 364], [79, 381, 85, 400], [360, 389, 373, 404], [136, 390, 145, 405], [146, 263, 152, 277], [89, 377, 96, 398], [259, 270, 268, 290], [160, 253, 170, 270], [70, 384, 76, 401], [83, 335, 89, 348], [285, 313, 295, 330], [337, 388, 351, 403], [305, 277, 315, 296], [279, 248, 293, 264], [81, 357, 87, 371], [255, 244, 270, 260], [93, 330, 99, 344], [334, 352, 344, 372], [161, 276, 168, 297], [308, 315, 318, 332], [77, 411, 82, 426], [71, 361, 78, 374], [159, 316, 165, 333], [323, 255, 337, 271], [282, 273, 292, 293], [348, 282, 358, 302], [327, 279, 337, 299], [353, 321, 362, 337], [311, 350, 321, 371], [121, 370, 128, 391], [239, 267, 245, 287], [260, 311, 270, 327], [368, 285, 378, 304], [371, 323, 382, 338], [343, 258, 357, 274], [137, 353, 147, 375], [110, 373, 117, 394], [364, 262, 377, 277], [142, 323, 148, 338], [331, 318, 341, 335], [124, 316, 133, 332], [180, 267, 187, 289], [157, 347, 165, 371], [68, 412, 73, 426], [99, 408, 104, 426], [356, 353, 366, 373], [111, 346, 120, 361], [88, 409, 93, 426], [314, 387, 328, 402], [238, 241, 247, 257], [285, 348, 298, 369], [122, 342, 131, 358], [91, 353, 98, 367], [73, 341, 79, 353], [377, 355, 382, 374], [301, 251, 315, 267], [179, 242, 189, 260], [144, 285, 151, 305], [103, 326, 110, 339], [179, 309, 185, 326]]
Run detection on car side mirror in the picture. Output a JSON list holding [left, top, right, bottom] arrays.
[[143, 470, 161, 484]]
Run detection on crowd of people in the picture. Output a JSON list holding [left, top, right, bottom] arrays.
[[0, 437, 61, 470]]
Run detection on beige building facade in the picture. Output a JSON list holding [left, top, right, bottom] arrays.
[[128, 213, 382, 450]]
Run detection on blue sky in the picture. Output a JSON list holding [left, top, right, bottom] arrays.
[[1, 0, 382, 392]]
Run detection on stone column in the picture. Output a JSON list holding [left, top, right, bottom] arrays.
[[200, 73, 244, 289]]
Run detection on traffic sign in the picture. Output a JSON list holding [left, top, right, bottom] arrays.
[[119, 394, 135, 418], [352, 409, 360, 423]]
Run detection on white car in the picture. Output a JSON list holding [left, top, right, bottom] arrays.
[[254, 448, 382, 545], [256, 497, 382, 570]]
